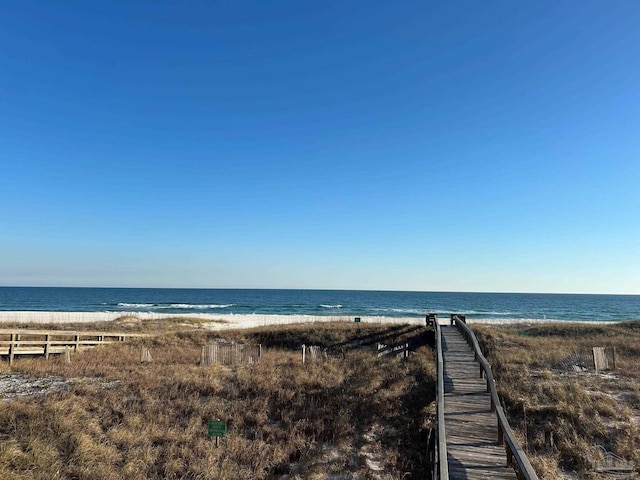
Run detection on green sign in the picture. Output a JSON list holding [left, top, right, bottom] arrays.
[[354, 317, 361, 323], [208, 420, 227, 438]]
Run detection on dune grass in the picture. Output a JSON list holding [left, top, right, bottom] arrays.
[[473, 321, 640, 479], [0, 322, 435, 480]]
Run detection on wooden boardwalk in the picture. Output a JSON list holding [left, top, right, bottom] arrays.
[[0, 329, 143, 364], [441, 325, 516, 480]]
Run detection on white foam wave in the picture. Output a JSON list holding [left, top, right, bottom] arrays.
[[389, 308, 425, 315], [427, 310, 515, 316], [168, 304, 235, 309], [117, 303, 235, 310], [320, 304, 343, 309]]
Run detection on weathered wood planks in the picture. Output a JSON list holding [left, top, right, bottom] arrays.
[[442, 326, 516, 480], [0, 329, 144, 364]]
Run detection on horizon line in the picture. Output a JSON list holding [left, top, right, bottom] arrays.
[[1, 285, 638, 296]]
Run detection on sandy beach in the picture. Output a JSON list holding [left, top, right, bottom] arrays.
[[0, 311, 616, 329], [0, 311, 427, 329]]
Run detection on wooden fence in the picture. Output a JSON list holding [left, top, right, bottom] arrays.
[[201, 342, 261, 366], [555, 347, 617, 373], [0, 329, 143, 364], [588, 446, 636, 478], [301, 345, 345, 363]]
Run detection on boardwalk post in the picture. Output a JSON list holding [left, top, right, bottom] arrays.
[[44, 334, 51, 360], [498, 421, 504, 445], [9, 333, 16, 365], [74, 334, 80, 352], [506, 442, 514, 467], [302, 344, 306, 364]]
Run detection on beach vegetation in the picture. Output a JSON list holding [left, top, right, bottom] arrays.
[[0, 322, 435, 480], [474, 321, 640, 479]]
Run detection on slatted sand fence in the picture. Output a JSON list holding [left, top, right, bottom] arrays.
[[200, 341, 262, 366], [441, 315, 538, 480]]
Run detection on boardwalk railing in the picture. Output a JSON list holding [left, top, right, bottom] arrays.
[[451, 315, 539, 480], [433, 317, 449, 480], [377, 342, 410, 358], [0, 329, 142, 364]]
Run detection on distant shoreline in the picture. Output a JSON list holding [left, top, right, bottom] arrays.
[[0, 311, 622, 327]]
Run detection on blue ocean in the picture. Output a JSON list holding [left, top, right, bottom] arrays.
[[0, 287, 639, 322]]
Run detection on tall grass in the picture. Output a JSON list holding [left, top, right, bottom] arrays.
[[474, 321, 640, 479], [1, 323, 435, 479]]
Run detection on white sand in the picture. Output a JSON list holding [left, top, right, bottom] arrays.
[[0, 311, 614, 329], [0, 311, 426, 329]]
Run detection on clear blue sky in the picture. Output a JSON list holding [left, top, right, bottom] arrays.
[[1, 1, 639, 293]]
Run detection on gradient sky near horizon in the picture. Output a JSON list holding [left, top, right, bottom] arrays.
[[1, 1, 639, 294]]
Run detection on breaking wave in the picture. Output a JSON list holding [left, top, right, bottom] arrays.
[[117, 303, 235, 310]]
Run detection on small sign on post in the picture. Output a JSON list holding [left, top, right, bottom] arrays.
[[354, 317, 361, 323], [208, 420, 227, 446]]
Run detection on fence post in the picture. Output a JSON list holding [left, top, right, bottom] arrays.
[[302, 344, 306, 364], [74, 334, 80, 352], [65, 346, 71, 363], [497, 421, 504, 445], [141, 347, 153, 363], [611, 346, 617, 370], [259, 344, 262, 362]]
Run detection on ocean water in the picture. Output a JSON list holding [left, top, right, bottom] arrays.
[[0, 287, 639, 322]]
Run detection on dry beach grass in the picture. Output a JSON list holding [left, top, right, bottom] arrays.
[[473, 321, 640, 479], [0, 322, 435, 480], [4, 316, 638, 479]]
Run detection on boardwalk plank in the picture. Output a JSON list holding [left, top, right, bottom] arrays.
[[442, 326, 516, 480]]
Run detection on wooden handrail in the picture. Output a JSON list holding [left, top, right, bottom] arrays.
[[1, 329, 145, 365], [0, 329, 144, 337], [452, 315, 539, 480], [0, 340, 128, 346], [434, 320, 449, 480]]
